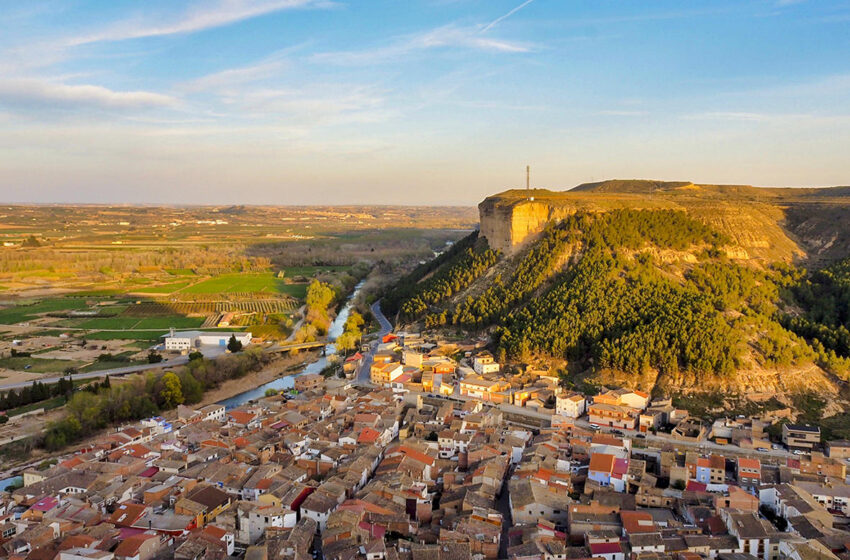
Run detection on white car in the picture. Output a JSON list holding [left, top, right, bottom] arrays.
[[589, 423, 600, 430], [792, 449, 804, 455]]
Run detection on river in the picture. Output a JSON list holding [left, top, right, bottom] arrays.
[[217, 280, 364, 410]]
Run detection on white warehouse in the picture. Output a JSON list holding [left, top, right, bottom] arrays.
[[163, 330, 252, 351]]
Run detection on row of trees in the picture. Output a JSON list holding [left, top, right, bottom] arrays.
[[0, 377, 76, 411], [43, 346, 270, 450], [294, 279, 339, 342], [335, 311, 365, 355]]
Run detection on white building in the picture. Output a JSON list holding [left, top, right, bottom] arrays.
[[472, 352, 500, 375], [164, 330, 252, 351], [556, 392, 587, 418]]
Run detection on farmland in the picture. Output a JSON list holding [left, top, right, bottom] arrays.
[[0, 204, 476, 376], [180, 273, 288, 294]]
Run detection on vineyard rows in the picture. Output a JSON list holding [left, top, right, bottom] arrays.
[[124, 298, 298, 317]]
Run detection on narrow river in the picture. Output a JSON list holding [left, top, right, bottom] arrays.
[[217, 280, 364, 410]]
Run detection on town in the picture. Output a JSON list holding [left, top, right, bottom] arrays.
[[2, 327, 847, 560]]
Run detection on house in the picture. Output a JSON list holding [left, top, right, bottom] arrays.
[[174, 485, 232, 528], [198, 404, 226, 423], [370, 363, 404, 386], [509, 478, 571, 525], [593, 389, 649, 411], [721, 510, 772, 560], [556, 392, 586, 419], [113, 533, 163, 560], [294, 373, 324, 393], [587, 403, 637, 430], [782, 424, 821, 450], [736, 457, 761, 490], [301, 491, 338, 532], [826, 439, 850, 459], [459, 375, 509, 401], [472, 352, 500, 375]]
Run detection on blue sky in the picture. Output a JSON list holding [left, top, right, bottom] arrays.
[[1, 0, 848, 205]]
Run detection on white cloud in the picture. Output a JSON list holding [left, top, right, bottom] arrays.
[[66, 0, 335, 46], [0, 78, 177, 110]]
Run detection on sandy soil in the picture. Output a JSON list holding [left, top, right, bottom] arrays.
[[193, 350, 321, 408]]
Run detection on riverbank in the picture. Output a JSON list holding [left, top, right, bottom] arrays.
[[194, 350, 321, 408]]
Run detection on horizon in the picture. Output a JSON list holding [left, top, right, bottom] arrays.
[[2, 0, 849, 205], [4, 179, 850, 207]]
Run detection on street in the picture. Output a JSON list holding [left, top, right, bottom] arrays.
[[355, 300, 392, 384]]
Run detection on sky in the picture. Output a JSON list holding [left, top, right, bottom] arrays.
[[0, 0, 849, 206]]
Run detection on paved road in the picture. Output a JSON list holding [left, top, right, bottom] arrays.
[[0, 356, 191, 391], [356, 301, 392, 384], [0, 346, 230, 391]]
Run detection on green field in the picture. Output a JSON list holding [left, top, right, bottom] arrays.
[[131, 280, 194, 294], [0, 356, 85, 374], [80, 359, 144, 373], [53, 315, 204, 330], [0, 298, 91, 325], [166, 268, 196, 276], [180, 273, 287, 295]]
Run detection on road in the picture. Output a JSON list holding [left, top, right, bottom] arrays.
[[0, 346, 231, 391], [356, 300, 392, 384]]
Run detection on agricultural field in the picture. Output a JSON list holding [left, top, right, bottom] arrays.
[[0, 298, 90, 325], [0, 205, 476, 361], [179, 273, 288, 295], [0, 356, 86, 374]]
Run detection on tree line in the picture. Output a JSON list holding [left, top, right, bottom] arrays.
[[43, 347, 271, 450]]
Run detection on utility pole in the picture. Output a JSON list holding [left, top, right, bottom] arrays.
[[526, 165, 530, 193]]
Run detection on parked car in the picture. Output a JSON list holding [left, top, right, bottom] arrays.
[[589, 423, 600, 430]]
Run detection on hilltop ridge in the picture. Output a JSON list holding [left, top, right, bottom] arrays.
[[479, 179, 850, 262]]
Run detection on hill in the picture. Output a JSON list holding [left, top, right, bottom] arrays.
[[479, 180, 850, 263], [385, 180, 850, 421]]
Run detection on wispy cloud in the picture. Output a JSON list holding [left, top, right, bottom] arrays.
[[0, 78, 177, 111], [66, 0, 335, 46], [179, 52, 294, 94], [313, 23, 532, 66], [480, 0, 536, 33]]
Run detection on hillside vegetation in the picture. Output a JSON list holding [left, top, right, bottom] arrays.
[[387, 204, 850, 405]]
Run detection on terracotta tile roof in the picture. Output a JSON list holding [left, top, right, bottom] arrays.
[[589, 453, 615, 474]]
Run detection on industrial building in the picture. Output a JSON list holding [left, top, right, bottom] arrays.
[[163, 330, 252, 351]]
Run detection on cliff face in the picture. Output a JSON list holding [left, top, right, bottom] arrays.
[[479, 199, 561, 255], [478, 181, 850, 262]]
